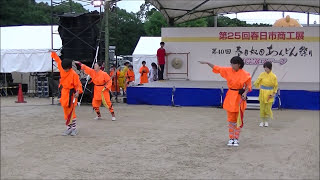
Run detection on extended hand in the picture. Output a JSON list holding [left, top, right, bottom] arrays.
[[198, 61, 208, 64], [74, 61, 82, 65], [74, 91, 79, 98], [241, 93, 247, 100]]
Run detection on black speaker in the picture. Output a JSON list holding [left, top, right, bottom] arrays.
[[9, 83, 28, 94], [80, 78, 94, 103], [0, 73, 13, 84], [58, 12, 104, 63]]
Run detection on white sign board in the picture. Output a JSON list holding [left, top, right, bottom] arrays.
[[162, 27, 319, 82]]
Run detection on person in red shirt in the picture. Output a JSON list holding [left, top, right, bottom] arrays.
[[157, 42, 166, 80]]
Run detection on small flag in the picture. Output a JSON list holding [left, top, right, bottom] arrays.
[[237, 101, 244, 128]]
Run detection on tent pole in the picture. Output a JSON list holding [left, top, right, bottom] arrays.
[[29, 74, 31, 95], [214, 14, 218, 27], [51, 0, 54, 105], [104, 0, 110, 74], [4, 73, 8, 96]]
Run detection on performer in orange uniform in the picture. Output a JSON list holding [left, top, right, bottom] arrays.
[[199, 56, 252, 147], [51, 51, 83, 136], [110, 64, 120, 94], [139, 61, 149, 84], [125, 64, 135, 90], [75, 61, 116, 121]]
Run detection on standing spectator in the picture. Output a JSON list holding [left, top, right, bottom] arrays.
[[157, 42, 166, 80], [118, 62, 130, 96], [254, 62, 278, 127], [139, 61, 149, 84], [149, 62, 158, 82], [125, 64, 135, 89], [110, 64, 120, 94]]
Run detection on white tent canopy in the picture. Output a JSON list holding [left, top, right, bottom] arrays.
[[0, 25, 61, 73], [149, 0, 320, 24], [132, 37, 162, 83]]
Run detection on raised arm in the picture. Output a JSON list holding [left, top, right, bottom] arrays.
[[199, 61, 229, 80], [51, 51, 63, 72], [198, 61, 214, 68], [75, 61, 96, 78]]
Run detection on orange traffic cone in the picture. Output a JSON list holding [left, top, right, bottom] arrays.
[[15, 84, 26, 103]]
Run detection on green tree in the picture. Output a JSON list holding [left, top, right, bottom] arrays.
[[109, 8, 145, 55], [144, 11, 167, 36], [206, 16, 271, 27], [177, 18, 208, 27], [145, 8, 158, 19], [0, 0, 87, 26], [53, 1, 88, 15], [217, 16, 247, 27], [136, 3, 157, 20], [247, 22, 271, 27], [0, 0, 47, 26]]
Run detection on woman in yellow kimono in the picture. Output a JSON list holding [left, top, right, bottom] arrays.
[[118, 62, 129, 95], [254, 62, 278, 127]]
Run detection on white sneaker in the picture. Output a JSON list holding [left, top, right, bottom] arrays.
[[112, 116, 116, 121], [259, 122, 264, 127], [227, 139, 234, 146], [233, 139, 239, 147], [70, 128, 78, 136], [264, 122, 269, 127], [94, 116, 102, 120], [62, 128, 72, 136]]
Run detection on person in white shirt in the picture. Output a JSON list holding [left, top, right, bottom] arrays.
[[149, 62, 158, 82]]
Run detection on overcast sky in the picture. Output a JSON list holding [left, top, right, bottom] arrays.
[[36, 0, 319, 25]]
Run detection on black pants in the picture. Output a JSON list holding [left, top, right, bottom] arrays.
[[158, 64, 165, 80]]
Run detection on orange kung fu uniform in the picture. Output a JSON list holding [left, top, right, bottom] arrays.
[[212, 65, 252, 140], [110, 69, 120, 93], [125, 69, 135, 88], [51, 52, 83, 121], [139, 66, 149, 84], [81, 64, 114, 115]]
